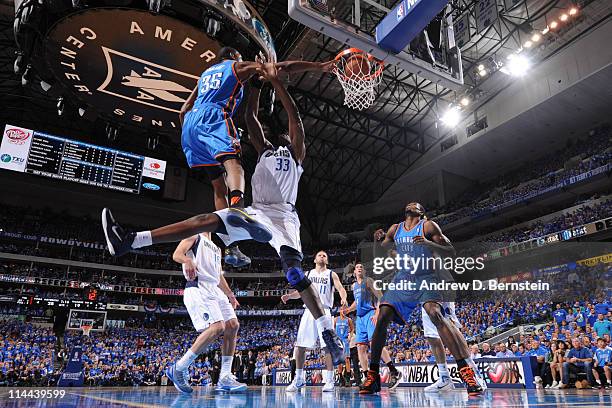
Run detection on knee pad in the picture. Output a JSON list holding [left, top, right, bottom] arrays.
[[286, 266, 311, 292], [280, 246, 303, 271]]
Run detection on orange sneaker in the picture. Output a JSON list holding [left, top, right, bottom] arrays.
[[459, 366, 483, 396]]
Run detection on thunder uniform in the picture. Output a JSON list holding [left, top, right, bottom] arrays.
[[182, 234, 236, 332], [182, 60, 243, 169], [215, 145, 303, 255], [354, 280, 376, 345], [296, 269, 334, 348], [381, 219, 442, 325], [335, 316, 350, 358]]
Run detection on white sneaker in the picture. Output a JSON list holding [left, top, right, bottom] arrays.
[[551, 381, 559, 388], [322, 381, 335, 392], [475, 372, 487, 391], [286, 378, 305, 392], [424, 376, 455, 393], [534, 376, 542, 384], [216, 374, 247, 393]]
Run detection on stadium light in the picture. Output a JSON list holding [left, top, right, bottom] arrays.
[[477, 64, 485, 71], [569, 7, 578, 15], [440, 106, 461, 128], [531, 33, 541, 42], [542, 26, 550, 34], [460, 97, 470, 107], [560, 13, 568, 22], [503, 54, 530, 77], [524, 40, 533, 48], [550, 21, 558, 29], [478, 69, 487, 77]]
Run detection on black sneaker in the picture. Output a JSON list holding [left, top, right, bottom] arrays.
[[321, 329, 345, 366], [225, 208, 272, 243], [101, 208, 135, 256], [387, 369, 402, 390], [224, 245, 251, 267], [359, 370, 381, 395]]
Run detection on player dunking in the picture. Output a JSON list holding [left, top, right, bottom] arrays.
[[101, 61, 345, 365], [180, 47, 333, 267], [359, 202, 483, 395], [344, 263, 401, 389], [334, 309, 353, 387], [166, 232, 246, 393], [281, 251, 347, 392]]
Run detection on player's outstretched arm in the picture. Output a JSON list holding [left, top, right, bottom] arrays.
[[244, 79, 271, 156], [263, 64, 306, 163], [233, 61, 265, 83], [275, 60, 335, 75], [280, 290, 301, 304], [374, 224, 398, 250]]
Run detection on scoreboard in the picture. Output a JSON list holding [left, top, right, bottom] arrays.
[[0, 124, 166, 195]]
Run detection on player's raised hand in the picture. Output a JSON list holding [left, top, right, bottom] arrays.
[[374, 229, 385, 241], [259, 62, 278, 81], [281, 294, 290, 304], [184, 259, 198, 280]]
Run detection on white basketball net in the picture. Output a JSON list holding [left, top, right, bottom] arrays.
[[80, 319, 94, 337], [334, 50, 384, 111]]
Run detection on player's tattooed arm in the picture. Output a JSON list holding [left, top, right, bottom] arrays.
[[173, 236, 198, 280], [233, 61, 265, 82], [414, 220, 456, 255], [274, 60, 335, 76], [332, 272, 348, 307], [244, 81, 272, 156], [179, 83, 198, 126]]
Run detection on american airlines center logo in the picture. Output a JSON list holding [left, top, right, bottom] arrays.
[[44, 9, 222, 131]]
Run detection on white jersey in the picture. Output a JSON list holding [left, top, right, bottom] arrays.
[[305, 268, 334, 309], [252, 145, 303, 206], [183, 234, 222, 286]]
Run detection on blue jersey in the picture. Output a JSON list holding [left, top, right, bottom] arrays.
[[335, 317, 349, 339], [595, 347, 612, 366], [193, 60, 243, 115], [393, 219, 434, 276], [353, 280, 375, 317]]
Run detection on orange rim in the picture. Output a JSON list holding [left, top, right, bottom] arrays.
[[334, 47, 384, 81]]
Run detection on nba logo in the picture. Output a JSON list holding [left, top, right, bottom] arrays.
[[396, 2, 405, 20]]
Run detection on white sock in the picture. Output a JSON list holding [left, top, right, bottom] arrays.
[[326, 370, 334, 384], [438, 363, 450, 379], [220, 356, 233, 379], [315, 315, 333, 333], [132, 231, 152, 249], [296, 369, 304, 382], [176, 349, 197, 372]]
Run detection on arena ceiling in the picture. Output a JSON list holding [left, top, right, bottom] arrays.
[[0, 0, 609, 237]]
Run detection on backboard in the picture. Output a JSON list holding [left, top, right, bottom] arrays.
[[288, 0, 464, 90]]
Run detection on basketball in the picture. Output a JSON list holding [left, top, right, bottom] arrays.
[[345, 54, 370, 79]]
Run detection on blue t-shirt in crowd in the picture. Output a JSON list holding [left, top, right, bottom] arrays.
[[567, 347, 593, 367], [594, 347, 612, 366], [595, 302, 612, 316], [527, 346, 548, 358], [593, 320, 612, 337], [553, 309, 567, 324]]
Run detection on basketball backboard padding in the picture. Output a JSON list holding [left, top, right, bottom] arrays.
[[288, 0, 463, 89], [375, 0, 450, 54]]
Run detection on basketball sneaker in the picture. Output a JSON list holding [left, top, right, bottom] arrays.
[[387, 369, 403, 390], [216, 374, 247, 393], [102, 208, 135, 257], [458, 366, 483, 396], [286, 377, 306, 392], [225, 208, 273, 243], [322, 381, 335, 392], [166, 363, 192, 394], [424, 376, 455, 393], [224, 245, 251, 267], [321, 329, 345, 366], [359, 370, 381, 395]]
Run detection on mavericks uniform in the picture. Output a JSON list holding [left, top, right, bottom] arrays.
[[183, 234, 236, 332], [182, 60, 242, 169], [296, 269, 334, 349], [354, 279, 376, 345], [422, 303, 462, 338], [335, 316, 350, 357], [215, 145, 303, 255]]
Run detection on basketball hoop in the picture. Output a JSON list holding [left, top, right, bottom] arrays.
[[80, 319, 94, 337], [333, 48, 384, 111]]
